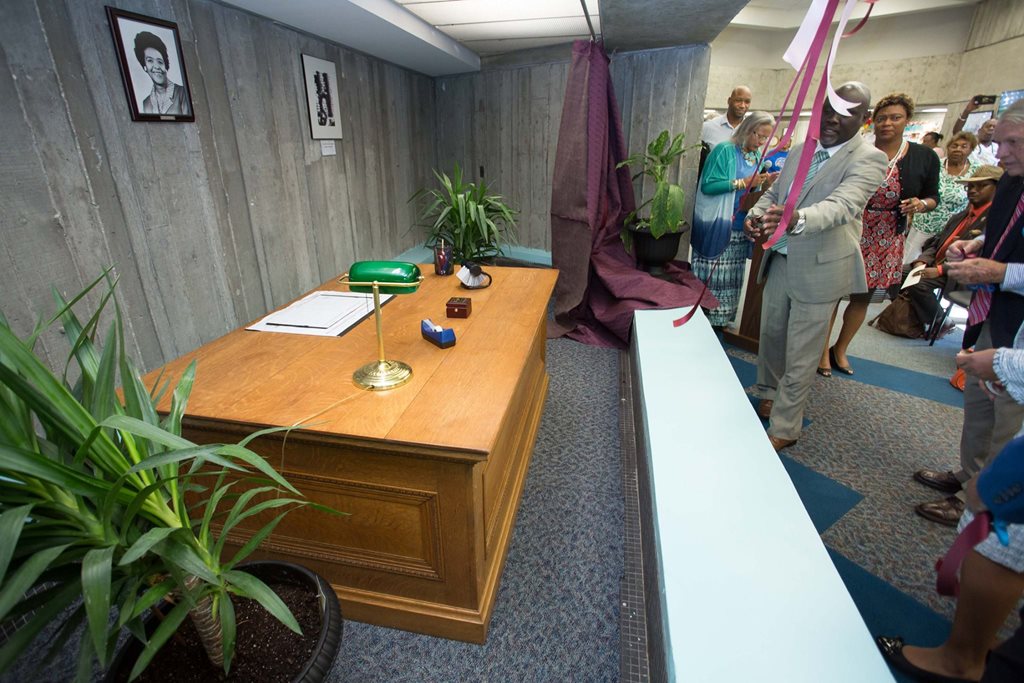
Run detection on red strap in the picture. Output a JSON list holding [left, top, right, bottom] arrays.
[[935, 511, 992, 597], [762, 0, 841, 249], [672, 258, 719, 327], [842, 0, 877, 37]]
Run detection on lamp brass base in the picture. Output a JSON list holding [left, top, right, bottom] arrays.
[[353, 360, 413, 391]]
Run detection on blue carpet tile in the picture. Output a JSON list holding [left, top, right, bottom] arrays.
[[829, 549, 951, 683], [778, 454, 863, 534], [729, 348, 961, 408], [822, 354, 963, 408]]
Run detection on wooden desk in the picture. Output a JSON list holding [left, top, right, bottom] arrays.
[[147, 266, 557, 642]]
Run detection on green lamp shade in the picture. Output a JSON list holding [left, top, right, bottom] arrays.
[[347, 261, 422, 295]]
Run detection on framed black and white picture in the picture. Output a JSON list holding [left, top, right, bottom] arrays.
[[302, 54, 343, 140], [106, 6, 194, 123]]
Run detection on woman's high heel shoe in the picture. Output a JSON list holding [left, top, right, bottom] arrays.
[[829, 346, 854, 375]]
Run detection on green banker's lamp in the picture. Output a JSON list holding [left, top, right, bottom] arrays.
[[338, 261, 423, 391]]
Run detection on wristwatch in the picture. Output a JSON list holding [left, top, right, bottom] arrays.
[[792, 210, 807, 234]]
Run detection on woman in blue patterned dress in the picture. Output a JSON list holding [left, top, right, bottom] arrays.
[[690, 111, 778, 328]]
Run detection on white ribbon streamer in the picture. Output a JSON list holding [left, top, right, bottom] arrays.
[[782, 0, 863, 117]]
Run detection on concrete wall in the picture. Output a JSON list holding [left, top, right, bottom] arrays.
[[706, 0, 1024, 141], [436, 44, 711, 254], [434, 59, 571, 253], [0, 0, 436, 371]]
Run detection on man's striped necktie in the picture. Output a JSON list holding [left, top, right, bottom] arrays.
[[771, 149, 830, 253], [966, 191, 1024, 327]]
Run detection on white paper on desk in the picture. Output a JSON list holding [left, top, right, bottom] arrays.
[[247, 291, 392, 336], [901, 263, 926, 290]]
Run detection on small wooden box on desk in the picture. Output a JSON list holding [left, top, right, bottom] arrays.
[[145, 266, 557, 643]]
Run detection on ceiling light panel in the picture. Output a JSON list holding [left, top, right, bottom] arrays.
[[397, 0, 599, 27], [463, 37, 588, 55], [442, 16, 596, 40]]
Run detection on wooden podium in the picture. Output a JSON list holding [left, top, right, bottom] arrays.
[[722, 240, 767, 352], [146, 266, 557, 643]]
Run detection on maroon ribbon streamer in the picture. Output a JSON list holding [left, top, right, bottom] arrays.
[[935, 511, 993, 597], [672, 0, 841, 328], [842, 0, 877, 38], [673, 0, 878, 328], [762, 0, 842, 250]]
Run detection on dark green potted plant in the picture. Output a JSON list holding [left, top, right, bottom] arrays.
[[413, 163, 518, 264], [0, 272, 342, 682], [617, 130, 691, 273]]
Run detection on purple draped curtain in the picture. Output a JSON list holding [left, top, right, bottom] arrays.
[[548, 41, 717, 349]]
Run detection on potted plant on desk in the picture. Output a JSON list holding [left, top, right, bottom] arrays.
[[413, 163, 518, 264], [0, 273, 342, 682], [617, 129, 691, 275]]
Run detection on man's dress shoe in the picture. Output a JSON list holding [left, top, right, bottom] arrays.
[[768, 434, 797, 451], [915, 496, 965, 527], [756, 399, 773, 420], [914, 469, 963, 494]]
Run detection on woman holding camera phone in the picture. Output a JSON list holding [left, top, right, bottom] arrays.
[[955, 95, 1001, 166], [819, 93, 940, 376]]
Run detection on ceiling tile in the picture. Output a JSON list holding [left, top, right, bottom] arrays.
[[442, 17, 597, 41], [398, 0, 598, 27], [462, 36, 584, 55]]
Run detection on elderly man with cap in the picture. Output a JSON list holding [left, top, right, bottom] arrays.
[[896, 165, 1004, 336], [702, 85, 753, 148]]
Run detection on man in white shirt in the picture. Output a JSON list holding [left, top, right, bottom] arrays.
[[701, 85, 752, 148], [972, 118, 1000, 166]]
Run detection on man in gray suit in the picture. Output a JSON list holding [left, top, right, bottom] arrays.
[[744, 82, 888, 450]]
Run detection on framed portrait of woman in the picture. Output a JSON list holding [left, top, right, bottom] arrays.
[[105, 7, 195, 123]]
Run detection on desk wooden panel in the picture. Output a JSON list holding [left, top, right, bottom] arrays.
[[146, 266, 557, 642]]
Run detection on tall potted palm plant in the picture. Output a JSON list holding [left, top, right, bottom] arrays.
[[0, 272, 342, 682], [413, 163, 518, 264]]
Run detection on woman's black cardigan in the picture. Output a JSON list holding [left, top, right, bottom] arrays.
[[897, 141, 940, 204]]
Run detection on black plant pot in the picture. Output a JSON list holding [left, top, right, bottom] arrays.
[[104, 561, 342, 683], [632, 227, 685, 277]]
